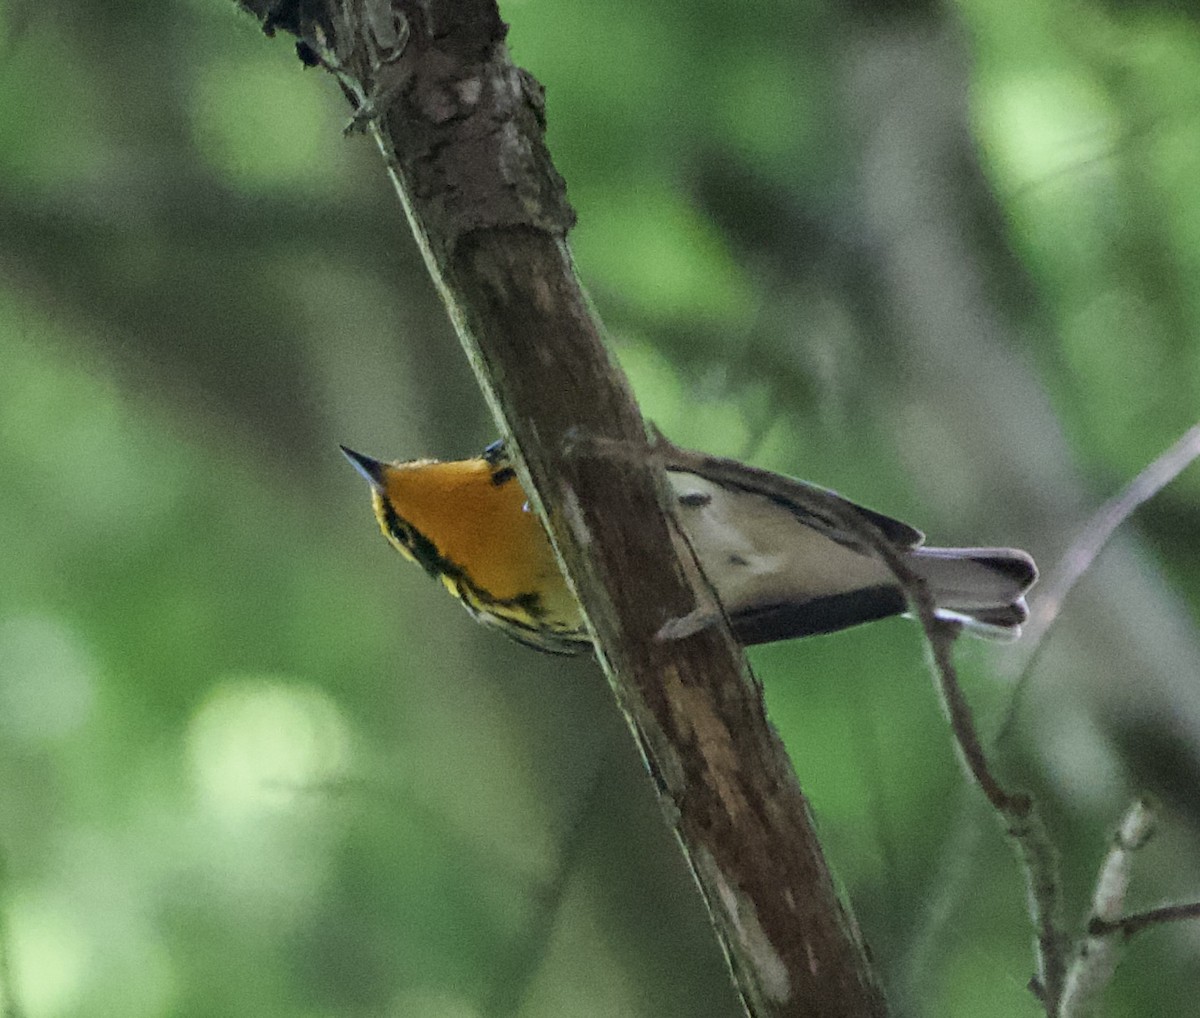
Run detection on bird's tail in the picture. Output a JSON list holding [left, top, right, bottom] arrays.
[[908, 546, 1038, 639]]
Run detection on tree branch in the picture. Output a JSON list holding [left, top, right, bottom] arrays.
[[237, 1, 888, 1014], [1006, 422, 1200, 724], [1058, 799, 1154, 1018], [657, 445, 1070, 1012]]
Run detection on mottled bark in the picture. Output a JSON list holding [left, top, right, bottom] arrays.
[[237, 1, 889, 1013]]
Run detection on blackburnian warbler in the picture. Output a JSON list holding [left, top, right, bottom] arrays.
[[341, 440, 1036, 653]]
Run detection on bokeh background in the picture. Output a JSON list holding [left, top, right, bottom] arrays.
[[2, 0, 1200, 1014]]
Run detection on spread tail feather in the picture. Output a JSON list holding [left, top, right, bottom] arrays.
[[724, 546, 1038, 647], [909, 546, 1037, 640]]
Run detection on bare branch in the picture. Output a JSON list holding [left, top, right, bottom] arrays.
[[1057, 799, 1200, 1016], [1009, 423, 1200, 707], [236, 2, 888, 1014], [652, 444, 1079, 1013], [1058, 800, 1155, 1018], [1091, 900, 1200, 939]]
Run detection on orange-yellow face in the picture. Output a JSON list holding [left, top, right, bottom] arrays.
[[373, 457, 563, 602], [344, 447, 584, 648]]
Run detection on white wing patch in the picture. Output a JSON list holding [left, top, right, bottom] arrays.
[[668, 471, 893, 614]]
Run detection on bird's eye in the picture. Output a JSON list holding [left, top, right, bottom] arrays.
[[377, 498, 417, 552], [390, 520, 415, 547]]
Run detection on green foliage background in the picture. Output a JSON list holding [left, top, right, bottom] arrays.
[[2, 0, 1200, 1015]]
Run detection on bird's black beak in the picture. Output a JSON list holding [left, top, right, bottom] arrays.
[[340, 446, 387, 492]]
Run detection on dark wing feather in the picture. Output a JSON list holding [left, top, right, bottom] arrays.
[[730, 587, 908, 645], [663, 447, 925, 552]]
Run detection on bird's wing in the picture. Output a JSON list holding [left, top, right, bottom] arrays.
[[659, 444, 925, 553]]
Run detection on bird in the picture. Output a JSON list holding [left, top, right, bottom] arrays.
[[341, 440, 1037, 654]]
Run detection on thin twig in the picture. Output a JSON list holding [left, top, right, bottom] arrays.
[[894, 549, 1070, 1010], [1031, 423, 1200, 647], [1058, 800, 1155, 1018], [1089, 900, 1200, 939], [1058, 801, 1200, 1014], [1002, 424, 1200, 745]]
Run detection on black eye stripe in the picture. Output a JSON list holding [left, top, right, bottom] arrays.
[[380, 500, 414, 546], [379, 498, 457, 580]]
